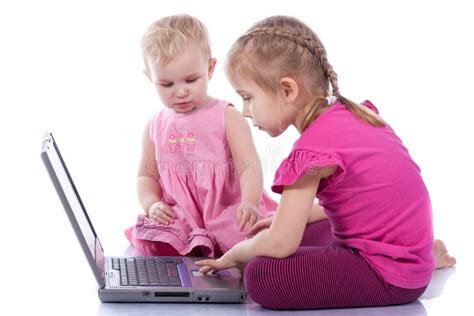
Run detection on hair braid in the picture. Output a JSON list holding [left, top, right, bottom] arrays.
[[244, 27, 341, 98], [282, 30, 385, 130], [294, 34, 340, 98], [226, 16, 385, 130], [241, 27, 315, 52], [318, 51, 340, 97]]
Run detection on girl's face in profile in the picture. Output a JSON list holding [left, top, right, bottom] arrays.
[[232, 78, 292, 137]]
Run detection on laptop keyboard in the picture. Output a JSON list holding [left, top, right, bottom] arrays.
[[112, 257, 183, 287]]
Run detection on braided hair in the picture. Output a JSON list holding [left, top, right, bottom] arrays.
[[226, 16, 384, 131]]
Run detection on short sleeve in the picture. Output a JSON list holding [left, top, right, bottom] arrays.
[[271, 149, 346, 194]]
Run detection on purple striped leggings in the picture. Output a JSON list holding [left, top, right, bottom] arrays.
[[244, 220, 427, 310]]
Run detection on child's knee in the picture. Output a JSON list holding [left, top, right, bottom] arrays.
[[244, 257, 281, 309], [124, 226, 134, 242]]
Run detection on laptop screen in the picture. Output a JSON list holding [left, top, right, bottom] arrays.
[[41, 133, 105, 287]]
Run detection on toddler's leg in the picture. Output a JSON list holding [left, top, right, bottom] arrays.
[[244, 245, 426, 310], [204, 208, 247, 256], [125, 226, 180, 256]]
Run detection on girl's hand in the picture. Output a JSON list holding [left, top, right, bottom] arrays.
[[237, 201, 261, 232], [247, 215, 274, 238], [148, 201, 175, 225], [195, 251, 244, 275]]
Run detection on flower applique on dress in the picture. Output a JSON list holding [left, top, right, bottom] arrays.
[[178, 133, 185, 152], [168, 134, 177, 153], [187, 132, 195, 151]]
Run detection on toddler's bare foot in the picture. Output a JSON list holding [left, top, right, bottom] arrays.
[[434, 239, 456, 269]]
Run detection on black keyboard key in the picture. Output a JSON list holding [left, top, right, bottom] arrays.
[[126, 258, 138, 286], [136, 259, 149, 285], [145, 260, 159, 285], [119, 258, 126, 271], [112, 258, 120, 270], [115, 257, 184, 287], [160, 278, 171, 286], [170, 276, 181, 286], [120, 271, 128, 286]]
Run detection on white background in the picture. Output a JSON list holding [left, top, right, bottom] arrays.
[[0, 0, 472, 314]]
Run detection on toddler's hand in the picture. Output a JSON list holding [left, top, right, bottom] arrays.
[[148, 201, 175, 225], [237, 201, 261, 232]]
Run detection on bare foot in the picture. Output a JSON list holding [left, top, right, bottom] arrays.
[[434, 239, 456, 269]]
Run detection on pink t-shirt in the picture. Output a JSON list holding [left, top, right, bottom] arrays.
[[272, 101, 435, 288]]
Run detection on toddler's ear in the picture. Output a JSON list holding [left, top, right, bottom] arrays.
[[208, 58, 217, 80]]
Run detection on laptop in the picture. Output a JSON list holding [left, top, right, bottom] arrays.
[[41, 132, 246, 303]]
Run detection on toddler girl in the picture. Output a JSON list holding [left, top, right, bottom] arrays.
[[125, 14, 276, 258]]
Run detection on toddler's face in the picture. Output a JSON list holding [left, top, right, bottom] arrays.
[[231, 79, 289, 137], [146, 46, 216, 113]]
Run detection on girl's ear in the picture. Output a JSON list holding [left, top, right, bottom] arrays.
[[208, 58, 217, 80], [279, 77, 299, 103]]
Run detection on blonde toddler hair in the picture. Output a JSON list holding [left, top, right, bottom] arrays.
[[226, 16, 384, 130], [141, 14, 211, 68]]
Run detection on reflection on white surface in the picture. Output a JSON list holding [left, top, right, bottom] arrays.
[[97, 298, 428, 316], [94, 267, 461, 316], [98, 302, 252, 316], [421, 267, 456, 300], [98, 301, 427, 316], [246, 301, 428, 316]]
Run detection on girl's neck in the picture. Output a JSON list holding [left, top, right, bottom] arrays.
[[293, 98, 331, 134], [294, 110, 307, 134]]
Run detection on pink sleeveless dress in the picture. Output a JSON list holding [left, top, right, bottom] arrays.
[[128, 99, 277, 257]]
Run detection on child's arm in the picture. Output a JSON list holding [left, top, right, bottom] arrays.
[[137, 121, 164, 214], [247, 201, 327, 237], [196, 166, 336, 272], [225, 106, 264, 229], [308, 202, 328, 223]]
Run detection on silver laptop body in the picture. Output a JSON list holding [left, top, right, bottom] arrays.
[[41, 132, 246, 303]]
